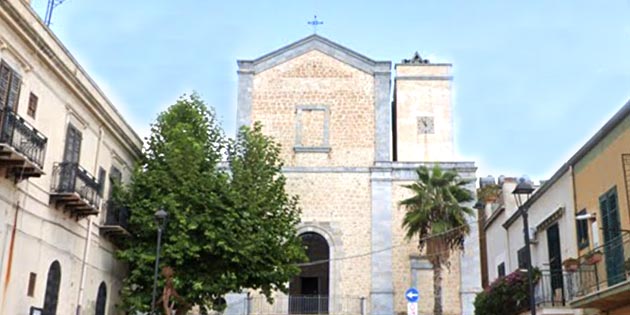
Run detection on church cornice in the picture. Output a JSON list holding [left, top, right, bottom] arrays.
[[237, 34, 391, 75]]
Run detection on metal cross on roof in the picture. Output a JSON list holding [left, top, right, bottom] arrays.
[[307, 15, 324, 33]]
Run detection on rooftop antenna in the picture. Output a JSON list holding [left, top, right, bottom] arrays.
[[44, 0, 66, 27]]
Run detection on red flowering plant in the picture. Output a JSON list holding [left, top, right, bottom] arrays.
[[474, 268, 540, 315]]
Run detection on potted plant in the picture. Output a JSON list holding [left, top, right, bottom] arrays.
[[477, 184, 501, 203], [585, 250, 603, 265], [563, 257, 580, 272]]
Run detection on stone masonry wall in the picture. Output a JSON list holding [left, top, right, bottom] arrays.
[[392, 181, 462, 315], [285, 172, 372, 301], [251, 50, 375, 167], [394, 64, 453, 162]]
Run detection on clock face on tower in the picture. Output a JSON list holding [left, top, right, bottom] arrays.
[[417, 116, 435, 134]]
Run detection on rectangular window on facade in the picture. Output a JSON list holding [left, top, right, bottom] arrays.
[[97, 167, 106, 197], [576, 209, 590, 249], [294, 105, 330, 152], [0, 60, 21, 111], [27, 92, 38, 118], [497, 263, 505, 278], [109, 166, 122, 199], [517, 247, 528, 269], [27, 272, 36, 297], [63, 124, 82, 163]]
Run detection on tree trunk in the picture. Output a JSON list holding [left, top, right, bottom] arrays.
[[433, 257, 443, 315]]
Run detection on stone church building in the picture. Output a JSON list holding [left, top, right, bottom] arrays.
[[233, 35, 481, 315]]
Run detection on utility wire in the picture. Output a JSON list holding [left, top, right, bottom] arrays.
[[296, 218, 479, 267]]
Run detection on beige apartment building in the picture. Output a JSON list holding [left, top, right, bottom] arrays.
[[481, 98, 630, 315], [0, 1, 141, 314]]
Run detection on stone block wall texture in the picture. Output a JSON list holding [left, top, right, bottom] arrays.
[[251, 50, 375, 167], [394, 64, 453, 162], [285, 172, 372, 300], [244, 38, 479, 315], [391, 181, 462, 315]]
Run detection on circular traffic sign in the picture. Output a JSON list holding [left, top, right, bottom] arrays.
[[405, 287, 419, 303]]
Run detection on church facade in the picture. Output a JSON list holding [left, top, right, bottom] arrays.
[[234, 35, 481, 315]]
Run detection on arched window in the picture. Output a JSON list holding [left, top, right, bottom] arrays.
[[95, 282, 107, 315], [43, 260, 61, 315], [289, 232, 330, 314]]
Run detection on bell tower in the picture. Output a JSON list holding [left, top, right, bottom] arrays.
[[393, 53, 454, 162]]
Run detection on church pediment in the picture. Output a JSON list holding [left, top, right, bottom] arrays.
[[237, 35, 391, 75], [279, 52, 354, 78]]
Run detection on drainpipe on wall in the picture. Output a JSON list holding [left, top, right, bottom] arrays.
[[76, 216, 94, 315], [76, 126, 103, 315], [0, 200, 20, 313]]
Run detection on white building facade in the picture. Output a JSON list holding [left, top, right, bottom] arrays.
[[0, 1, 141, 314]]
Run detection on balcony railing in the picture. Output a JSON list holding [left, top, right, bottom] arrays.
[[50, 162, 100, 217], [0, 110, 47, 178], [101, 201, 130, 236], [565, 231, 630, 309], [533, 270, 569, 308]]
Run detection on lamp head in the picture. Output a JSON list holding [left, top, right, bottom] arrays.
[[473, 200, 485, 210], [512, 178, 534, 207], [154, 209, 168, 222]]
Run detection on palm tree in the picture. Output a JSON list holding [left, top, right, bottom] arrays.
[[399, 165, 474, 315]]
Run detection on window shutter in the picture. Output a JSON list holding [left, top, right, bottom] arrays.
[[63, 125, 82, 163], [108, 166, 122, 199], [0, 62, 10, 108], [6, 70, 20, 111], [97, 167, 106, 196]]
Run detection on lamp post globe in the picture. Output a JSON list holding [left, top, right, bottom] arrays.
[[512, 178, 536, 315], [155, 209, 168, 224]]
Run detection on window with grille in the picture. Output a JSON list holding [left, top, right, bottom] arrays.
[[43, 261, 61, 315], [27, 272, 36, 297], [497, 262, 505, 277], [95, 282, 107, 315], [27, 92, 38, 118], [517, 246, 528, 269], [576, 209, 589, 249]]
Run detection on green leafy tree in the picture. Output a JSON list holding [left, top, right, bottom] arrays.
[[116, 94, 305, 314], [399, 165, 474, 315]]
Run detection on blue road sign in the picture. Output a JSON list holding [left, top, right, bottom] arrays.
[[405, 288, 419, 303]]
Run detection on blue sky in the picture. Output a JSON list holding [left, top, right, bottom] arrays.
[[31, 0, 630, 180]]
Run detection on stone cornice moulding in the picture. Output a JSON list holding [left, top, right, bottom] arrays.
[[0, 34, 32, 72], [65, 105, 88, 130], [237, 34, 392, 75]]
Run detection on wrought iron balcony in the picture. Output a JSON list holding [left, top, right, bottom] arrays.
[[50, 162, 100, 218], [100, 201, 130, 236], [532, 270, 570, 309], [0, 110, 47, 179], [566, 232, 630, 310]]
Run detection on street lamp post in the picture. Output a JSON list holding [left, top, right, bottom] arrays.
[[150, 209, 168, 314], [512, 179, 536, 315]]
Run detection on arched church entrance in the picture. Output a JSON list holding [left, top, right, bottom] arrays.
[[289, 232, 330, 314]]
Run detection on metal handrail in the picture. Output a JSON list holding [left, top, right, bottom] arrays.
[[51, 162, 100, 208], [0, 109, 47, 168], [104, 200, 129, 229], [566, 231, 630, 300]]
